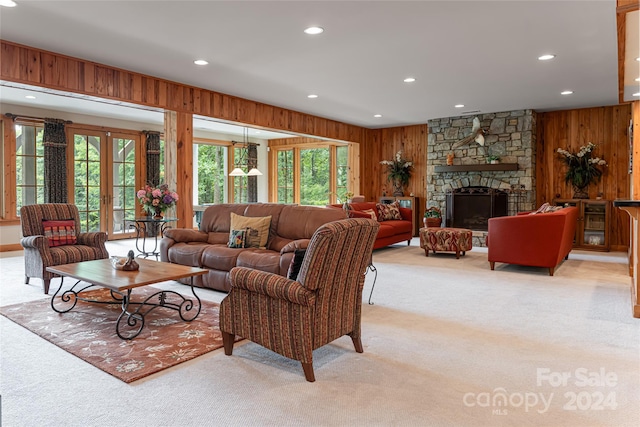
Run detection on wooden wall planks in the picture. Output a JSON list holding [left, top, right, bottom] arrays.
[[537, 105, 632, 250]]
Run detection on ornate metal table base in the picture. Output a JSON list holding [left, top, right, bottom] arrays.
[[126, 217, 176, 259], [366, 262, 378, 305], [51, 278, 201, 340]]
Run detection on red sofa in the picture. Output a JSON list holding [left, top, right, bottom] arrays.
[[328, 202, 413, 249], [487, 206, 578, 276]]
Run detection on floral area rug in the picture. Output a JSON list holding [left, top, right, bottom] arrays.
[[0, 287, 234, 383]]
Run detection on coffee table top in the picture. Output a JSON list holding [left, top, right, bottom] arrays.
[[46, 259, 207, 292]]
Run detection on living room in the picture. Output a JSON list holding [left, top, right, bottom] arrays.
[[1, 1, 640, 426]]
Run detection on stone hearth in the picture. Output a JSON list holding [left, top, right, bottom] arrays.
[[427, 110, 537, 246]]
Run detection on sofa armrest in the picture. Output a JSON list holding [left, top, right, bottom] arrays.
[[163, 228, 209, 243], [76, 232, 108, 248], [230, 267, 316, 306], [280, 239, 311, 254]]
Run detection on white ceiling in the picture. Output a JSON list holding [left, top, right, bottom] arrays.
[[0, 0, 636, 130]]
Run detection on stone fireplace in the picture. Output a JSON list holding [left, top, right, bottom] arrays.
[[427, 110, 537, 246]]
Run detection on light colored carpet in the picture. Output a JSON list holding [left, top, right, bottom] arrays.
[[1, 238, 638, 426]]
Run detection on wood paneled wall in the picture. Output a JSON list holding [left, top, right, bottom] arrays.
[[0, 40, 367, 145], [536, 105, 632, 250], [361, 125, 429, 218]]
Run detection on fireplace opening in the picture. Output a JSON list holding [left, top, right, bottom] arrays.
[[446, 186, 508, 231]]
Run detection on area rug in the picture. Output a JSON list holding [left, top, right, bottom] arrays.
[[0, 287, 234, 383]]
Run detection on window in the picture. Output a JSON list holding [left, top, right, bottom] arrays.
[[74, 133, 102, 232], [300, 147, 330, 206], [277, 149, 294, 203], [15, 123, 45, 215]]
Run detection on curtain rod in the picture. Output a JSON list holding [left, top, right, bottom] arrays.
[[4, 113, 73, 124]]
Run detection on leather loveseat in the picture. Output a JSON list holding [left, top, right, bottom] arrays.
[[159, 203, 345, 292], [487, 206, 579, 276], [327, 201, 413, 249]]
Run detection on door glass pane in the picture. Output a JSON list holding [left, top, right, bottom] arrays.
[[74, 133, 101, 232], [195, 144, 227, 204], [15, 124, 45, 215], [300, 148, 330, 206], [112, 137, 136, 235], [233, 146, 247, 203], [336, 145, 348, 200], [277, 150, 293, 204]]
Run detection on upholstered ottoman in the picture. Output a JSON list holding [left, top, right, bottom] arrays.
[[419, 227, 472, 259]]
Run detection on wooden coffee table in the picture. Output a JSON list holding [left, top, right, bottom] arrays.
[[46, 259, 207, 340]]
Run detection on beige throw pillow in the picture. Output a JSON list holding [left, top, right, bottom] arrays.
[[362, 208, 378, 220], [229, 213, 272, 249]]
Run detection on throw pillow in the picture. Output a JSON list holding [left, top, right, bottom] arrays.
[[228, 229, 247, 248], [376, 201, 402, 221], [229, 213, 271, 249], [42, 219, 77, 247], [362, 208, 378, 220], [287, 249, 306, 281]]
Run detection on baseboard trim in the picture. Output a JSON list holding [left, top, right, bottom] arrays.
[[0, 244, 23, 252]]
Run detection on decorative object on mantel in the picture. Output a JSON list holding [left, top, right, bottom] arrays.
[[446, 152, 454, 165], [110, 250, 139, 271], [380, 150, 413, 196], [136, 183, 179, 219], [451, 117, 486, 149], [557, 142, 607, 199], [423, 206, 442, 228], [488, 155, 500, 164]]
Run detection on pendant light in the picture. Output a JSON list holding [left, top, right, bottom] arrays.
[[228, 127, 262, 176]]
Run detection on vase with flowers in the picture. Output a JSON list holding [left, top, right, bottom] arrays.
[[557, 143, 608, 199], [136, 184, 179, 219], [380, 150, 413, 196]]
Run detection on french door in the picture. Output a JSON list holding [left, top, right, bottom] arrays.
[[70, 128, 141, 239]]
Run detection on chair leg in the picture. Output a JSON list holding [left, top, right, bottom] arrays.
[[301, 362, 316, 382], [490, 261, 495, 270], [43, 278, 51, 295], [351, 336, 364, 353], [25, 275, 30, 284], [222, 331, 235, 355]]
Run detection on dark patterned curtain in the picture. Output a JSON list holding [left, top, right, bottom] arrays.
[[247, 143, 258, 203], [145, 132, 161, 187], [43, 118, 68, 203]]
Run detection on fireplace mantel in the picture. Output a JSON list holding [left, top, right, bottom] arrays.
[[434, 163, 518, 173]]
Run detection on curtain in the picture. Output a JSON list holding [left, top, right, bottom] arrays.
[[145, 132, 161, 187], [43, 118, 68, 203], [247, 143, 258, 203]]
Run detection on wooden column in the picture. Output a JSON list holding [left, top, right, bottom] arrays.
[[164, 111, 193, 229]]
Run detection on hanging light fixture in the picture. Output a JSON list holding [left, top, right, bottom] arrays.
[[228, 127, 262, 177]]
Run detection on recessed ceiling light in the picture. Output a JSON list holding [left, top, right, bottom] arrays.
[[403, 77, 416, 83], [304, 26, 324, 35], [454, 104, 465, 108], [636, 77, 640, 82], [25, 95, 36, 99], [538, 54, 556, 61], [307, 94, 318, 99], [0, 0, 17, 7], [634, 92, 640, 97], [374, 114, 382, 118], [636, 57, 640, 61], [194, 59, 208, 65], [561, 90, 573, 95]]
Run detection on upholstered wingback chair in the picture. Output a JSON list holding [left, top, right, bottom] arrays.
[[20, 203, 109, 294], [219, 218, 379, 382]]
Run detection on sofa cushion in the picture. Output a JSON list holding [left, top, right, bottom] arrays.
[[229, 212, 271, 249], [287, 249, 306, 280], [236, 249, 281, 274], [376, 201, 402, 221], [228, 229, 247, 248], [362, 209, 378, 220], [42, 219, 77, 247], [201, 245, 244, 271], [377, 220, 412, 238], [166, 242, 210, 267]]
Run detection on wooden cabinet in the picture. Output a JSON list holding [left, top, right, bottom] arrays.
[[554, 199, 610, 251], [379, 196, 419, 236]]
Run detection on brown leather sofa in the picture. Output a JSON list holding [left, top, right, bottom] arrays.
[[159, 203, 345, 292], [327, 201, 413, 249]]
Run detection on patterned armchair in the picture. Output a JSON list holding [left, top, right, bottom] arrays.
[[220, 218, 379, 382], [20, 204, 109, 294]]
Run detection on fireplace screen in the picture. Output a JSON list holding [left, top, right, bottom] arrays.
[[446, 187, 508, 231]]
